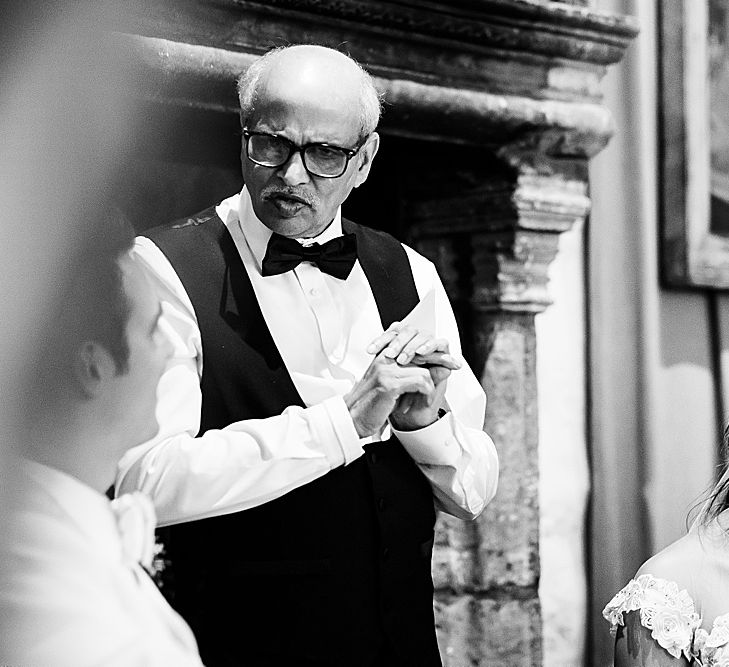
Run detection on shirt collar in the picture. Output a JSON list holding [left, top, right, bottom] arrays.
[[226, 186, 344, 273], [21, 458, 122, 562]]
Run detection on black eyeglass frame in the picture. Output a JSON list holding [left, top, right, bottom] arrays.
[[242, 128, 367, 179]]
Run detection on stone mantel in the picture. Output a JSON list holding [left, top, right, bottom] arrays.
[[116, 0, 637, 155], [122, 0, 637, 74]]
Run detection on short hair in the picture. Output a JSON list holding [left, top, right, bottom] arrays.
[[32, 205, 135, 402], [236, 45, 383, 140], [67, 206, 135, 374]]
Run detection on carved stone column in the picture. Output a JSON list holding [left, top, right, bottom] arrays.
[[400, 143, 591, 664]]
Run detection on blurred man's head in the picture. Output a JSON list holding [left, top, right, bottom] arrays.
[[104, 250, 170, 446], [23, 206, 171, 490], [237, 44, 382, 238]]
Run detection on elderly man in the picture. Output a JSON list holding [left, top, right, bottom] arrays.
[[117, 44, 498, 666], [0, 212, 204, 666]]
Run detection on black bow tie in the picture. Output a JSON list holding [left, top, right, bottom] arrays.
[[261, 232, 358, 280]]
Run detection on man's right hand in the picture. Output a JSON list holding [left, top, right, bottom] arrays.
[[344, 351, 438, 438], [344, 323, 461, 438]]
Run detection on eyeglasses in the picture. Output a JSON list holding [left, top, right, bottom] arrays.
[[242, 128, 365, 179]]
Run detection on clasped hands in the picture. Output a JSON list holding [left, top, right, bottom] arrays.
[[343, 322, 460, 437]]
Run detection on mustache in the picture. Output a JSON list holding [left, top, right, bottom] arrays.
[[260, 186, 316, 207]]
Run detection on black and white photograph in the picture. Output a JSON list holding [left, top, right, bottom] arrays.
[[7, 1, 729, 666]]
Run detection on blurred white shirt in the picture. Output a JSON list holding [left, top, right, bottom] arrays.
[[0, 459, 203, 667], [117, 187, 498, 524]]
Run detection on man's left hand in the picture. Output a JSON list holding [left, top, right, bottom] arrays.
[[389, 357, 451, 431], [366, 323, 459, 431]]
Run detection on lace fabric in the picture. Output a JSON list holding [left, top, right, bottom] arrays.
[[604, 574, 729, 665], [695, 617, 729, 667]]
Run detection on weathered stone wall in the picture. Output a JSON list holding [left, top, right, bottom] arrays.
[[433, 313, 542, 666]]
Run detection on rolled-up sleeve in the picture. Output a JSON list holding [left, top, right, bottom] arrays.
[[396, 247, 499, 520]]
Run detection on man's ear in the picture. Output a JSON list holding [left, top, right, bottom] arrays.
[[353, 132, 380, 189], [74, 341, 114, 398]]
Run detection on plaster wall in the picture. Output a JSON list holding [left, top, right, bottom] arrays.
[[588, 0, 719, 662], [537, 219, 589, 667]]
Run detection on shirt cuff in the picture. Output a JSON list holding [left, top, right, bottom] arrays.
[[391, 411, 460, 466], [319, 396, 364, 466]]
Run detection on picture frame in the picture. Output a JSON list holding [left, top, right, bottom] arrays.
[[660, 0, 729, 288]]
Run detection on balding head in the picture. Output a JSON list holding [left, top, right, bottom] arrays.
[[237, 45, 381, 140], [236, 44, 382, 238]]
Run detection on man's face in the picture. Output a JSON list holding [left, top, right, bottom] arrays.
[[241, 73, 378, 238], [108, 255, 172, 447]]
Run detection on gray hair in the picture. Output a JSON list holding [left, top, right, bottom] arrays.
[[236, 45, 382, 139]]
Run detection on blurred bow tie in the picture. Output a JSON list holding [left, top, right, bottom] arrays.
[[262, 232, 358, 280], [110, 492, 157, 571]]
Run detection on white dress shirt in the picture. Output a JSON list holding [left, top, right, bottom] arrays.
[[0, 459, 203, 667], [116, 187, 498, 525]]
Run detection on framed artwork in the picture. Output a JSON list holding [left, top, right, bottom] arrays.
[[661, 0, 729, 288]]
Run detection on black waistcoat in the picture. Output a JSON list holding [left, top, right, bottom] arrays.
[[144, 209, 441, 667]]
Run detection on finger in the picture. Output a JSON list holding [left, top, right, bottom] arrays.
[[381, 325, 421, 359], [381, 366, 434, 397], [396, 393, 415, 414], [428, 366, 451, 386], [404, 368, 435, 397], [426, 377, 447, 406], [415, 337, 449, 356], [374, 360, 437, 396], [395, 332, 433, 366], [411, 351, 461, 370], [366, 322, 401, 355]]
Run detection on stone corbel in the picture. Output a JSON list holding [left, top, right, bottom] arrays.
[[471, 166, 591, 313]]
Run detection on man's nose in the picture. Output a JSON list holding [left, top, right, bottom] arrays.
[[278, 149, 310, 185]]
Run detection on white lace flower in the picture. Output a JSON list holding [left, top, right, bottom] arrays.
[[707, 625, 729, 650], [715, 616, 729, 630], [604, 575, 700, 660], [603, 579, 643, 627], [700, 644, 729, 667], [644, 605, 696, 659], [714, 647, 729, 667], [110, 491, 157, 570], [694, 616, 729, 666], [695, 628, 710, 655], [603, 588, 630, 628]]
